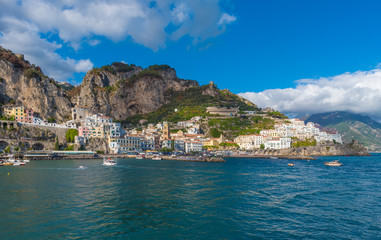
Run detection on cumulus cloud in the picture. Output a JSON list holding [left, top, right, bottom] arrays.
[[0, 17, 93, 82], [0, 0, 235, 82], [239, 68, 381, 120]]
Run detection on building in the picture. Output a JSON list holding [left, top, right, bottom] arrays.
[[234, 134, 264, 150], [185, 141, 203, 153], [3, 106, 24, 121], [109, 136, 141, 154], [206, 107, 239, 116], [72, 105, 92, 121], [162, 122, 171, 140], [264, 138, 291, 149], [161, 140, 173, 149]]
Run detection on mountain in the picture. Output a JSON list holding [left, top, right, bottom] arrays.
[[0, 46, 72, 121], [305, 111, 381, 151], [66, 63, 200, 120], [0, 46, 258, 124]]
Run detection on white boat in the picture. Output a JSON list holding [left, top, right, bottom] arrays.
[[78, 165, 86, 169], [270, 157, 278, 159], [136, 155, 144, 159], [23, 158, 30, 163], [13, 160, 22, 166], [102, 157, 117, 166], [7, 154, 15, 163], [152, 156, 162, 160], [324, 160, 343, 166]]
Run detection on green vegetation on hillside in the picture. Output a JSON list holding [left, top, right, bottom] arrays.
[[90, 62, 136, 75], [292, 138, 317, 148], [66, 129, 79, 143], [118, 85, 259, 126], [24, 68, 45, 80], [130, 69, 163, 81], [208, 116, 275, 138]]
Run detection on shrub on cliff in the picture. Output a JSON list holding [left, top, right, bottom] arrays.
[[66, 129, 79, 143]]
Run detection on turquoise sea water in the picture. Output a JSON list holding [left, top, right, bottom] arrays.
[[0, 155, 380, 239]]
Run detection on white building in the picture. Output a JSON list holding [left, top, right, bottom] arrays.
[[234, 134, 263, 150], [264, 138, 291, 149], [109, 136, 141, 154], [185, 141, 203, 153]]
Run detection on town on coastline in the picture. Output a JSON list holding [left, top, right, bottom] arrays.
[[0, 96, 366, 162]]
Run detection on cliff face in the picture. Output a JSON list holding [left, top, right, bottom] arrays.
[[0, 47, 72, 121], [69, 63, 199, 119]]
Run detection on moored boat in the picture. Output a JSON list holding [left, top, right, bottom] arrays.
[[152, 156, 162, 160], [288, 163, 295, 166], [136, 155, 144, 159], [3, 162, 14, 166], [324, 160, 343, 166], [13, 160, 21, 166]]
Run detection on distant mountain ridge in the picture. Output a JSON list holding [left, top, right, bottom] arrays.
[[306, 111, 381, 151]]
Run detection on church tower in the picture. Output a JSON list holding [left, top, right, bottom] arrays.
[[162, 122, 171, 140]]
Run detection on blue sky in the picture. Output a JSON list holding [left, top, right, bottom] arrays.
[[2, 0, 381, 119]]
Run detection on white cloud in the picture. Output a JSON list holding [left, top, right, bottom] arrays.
[[0, 0, 235, 82], [239, 68, 381, 120], [0, 17, 93, 82], [218, 13, 237, 26]]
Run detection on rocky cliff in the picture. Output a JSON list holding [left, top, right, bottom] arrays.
[[0, 46, 72, 121], [67, 63, 199, 119]]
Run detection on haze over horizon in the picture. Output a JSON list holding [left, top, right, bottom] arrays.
[[1, 0, 381, 119]]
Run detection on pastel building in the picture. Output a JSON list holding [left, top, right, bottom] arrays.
[[109, 136, 142, 154]]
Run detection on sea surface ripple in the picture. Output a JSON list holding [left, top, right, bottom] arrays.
[[0, 155, 380, 239]]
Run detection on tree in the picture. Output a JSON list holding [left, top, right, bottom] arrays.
[[14, 146, 20, 151], [4, 145, 10, 153], [54, 137, 60, 150], [66, 129, 79, 143], [210, 128, 221, 138], [260, 144, 265, 149], [48, 117, 56, 123]]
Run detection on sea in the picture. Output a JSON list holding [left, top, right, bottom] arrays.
[[0, 155, 380, 239]]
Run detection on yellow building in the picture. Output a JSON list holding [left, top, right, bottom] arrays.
[[3, 106, 24, 121]]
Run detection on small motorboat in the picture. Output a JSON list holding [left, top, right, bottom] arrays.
[[78, 165, 86, 169], [102, 157, 117, 166], [288, 163, 295, 166], [13, 160, 21, 166], [136, 155, 144, 159], [270, 157, 278, 159], [3, 162, 14, 166], [152, 156, 162, 160], [324, 160, 343, 166]]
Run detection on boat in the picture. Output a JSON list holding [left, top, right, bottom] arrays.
[[78, 165, 86, 169], [7, 154, 15, 163], [136, 155, 144, 159], [270, 157, 278, 159], [152, 156, 162, 160], [288, 163, 295, 166], [2, 162, 14, 166], [19, 161, 26, 166], [13, 160, 21, 166], [324, 160, 343, 166], [102, 157, 117, 166]]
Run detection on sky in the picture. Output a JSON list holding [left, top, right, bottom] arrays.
[[2, 0, 381, 120]]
